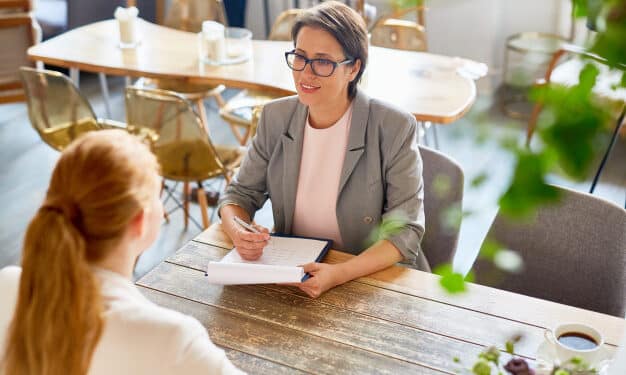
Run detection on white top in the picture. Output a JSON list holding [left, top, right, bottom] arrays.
[[292, 104, 353, 248], [0, 266, 245, 375]]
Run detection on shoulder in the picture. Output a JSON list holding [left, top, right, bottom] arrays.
[[367, 97, 416, 132], [108, 299, 205, 340], [0, 266, 21, 313], [261, 95, 301, 121]]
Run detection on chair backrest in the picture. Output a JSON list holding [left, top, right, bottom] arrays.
[[419, 145, 464, 270], [370, 18, 427, 52], [0, 13, 37, 103], [125, 86, 228, 182], [19, 67, 101, 150], [474, 185, 626, 317], [163, 0, 227, 32], [268, 9, 301, 41], [0, 0, 32, 14]]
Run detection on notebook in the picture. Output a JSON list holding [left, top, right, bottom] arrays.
[[205, 234, 332, 285]]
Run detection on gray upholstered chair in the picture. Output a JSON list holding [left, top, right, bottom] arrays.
[[474, 185, 626, 317], [419, 145, 464, 271]]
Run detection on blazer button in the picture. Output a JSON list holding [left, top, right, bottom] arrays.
[[363, 216, 373, 224]]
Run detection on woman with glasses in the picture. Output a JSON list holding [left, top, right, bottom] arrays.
[[218, 1, 426, 298], [0, 130, 243, 374]]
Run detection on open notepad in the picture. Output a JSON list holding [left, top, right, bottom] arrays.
[[205, 234, 332, 285]]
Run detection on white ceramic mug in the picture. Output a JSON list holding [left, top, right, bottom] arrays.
[[544, 323, 605, 364]]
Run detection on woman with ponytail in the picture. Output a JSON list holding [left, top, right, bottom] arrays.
[[0, 130, 243, 375]]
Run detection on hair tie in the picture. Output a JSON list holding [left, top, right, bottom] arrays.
[[42, 197, 80, 222]]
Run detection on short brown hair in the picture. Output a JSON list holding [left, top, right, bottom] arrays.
[[291, 1, 368, 99]]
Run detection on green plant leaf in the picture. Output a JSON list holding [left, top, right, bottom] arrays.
[[499, 151, 561, 218], [472, 359, 492, 375], [505, 341, 514, 354], [479, 239, 502, 261], [470, 172, 489, 188], [434, 264, 469, 294]]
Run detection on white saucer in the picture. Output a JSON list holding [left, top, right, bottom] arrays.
[[535, 339, 612, 374]]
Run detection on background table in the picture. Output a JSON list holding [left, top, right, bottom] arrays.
[[136, 224, 625, 374], [28, 19, 482, 124]]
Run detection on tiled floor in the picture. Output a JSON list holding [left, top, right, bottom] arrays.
[[1, 73, 624, 280]]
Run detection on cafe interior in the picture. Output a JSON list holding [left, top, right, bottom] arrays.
[[0, 0, 625, 373]]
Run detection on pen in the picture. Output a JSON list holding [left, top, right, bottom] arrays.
[[232, 216, 260, 233], [232, 217, 272, 249]]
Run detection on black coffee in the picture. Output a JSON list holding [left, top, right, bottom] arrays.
[[557, 332, 598, 350]]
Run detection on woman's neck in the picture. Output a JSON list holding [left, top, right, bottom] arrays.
[[90, 242, 138, 280], [308, 94, 352, 129]]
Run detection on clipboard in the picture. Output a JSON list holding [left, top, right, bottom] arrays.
[[205, 233, 332, 284]]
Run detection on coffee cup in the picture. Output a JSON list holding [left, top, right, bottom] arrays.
[[544, 323, 605, 364]]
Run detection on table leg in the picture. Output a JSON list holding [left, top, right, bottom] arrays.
[[69, 67, 80, 87], [98, 73, 112, 118]]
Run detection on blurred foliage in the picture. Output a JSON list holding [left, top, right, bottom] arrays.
[[365, 212, 408, 246], [374, 0, 626, 296], [499, 150, 561, 218], [589, 0, 626, 69], [434, 264, 474, 294]]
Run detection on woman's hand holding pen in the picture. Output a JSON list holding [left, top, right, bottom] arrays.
[[230, 217, 270, 261], [296, 263, 343, 298]]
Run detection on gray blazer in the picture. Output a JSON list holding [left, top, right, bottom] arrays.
[[218, 90, 428, 270]]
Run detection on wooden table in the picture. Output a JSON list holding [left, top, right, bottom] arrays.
[[27, 19, 483, 124], [136, 224, 625, 374]]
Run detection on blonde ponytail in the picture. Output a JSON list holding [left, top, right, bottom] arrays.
[[2, 130, 159, 375]]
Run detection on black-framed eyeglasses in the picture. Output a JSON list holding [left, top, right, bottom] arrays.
[[284, 50, 353, 77]]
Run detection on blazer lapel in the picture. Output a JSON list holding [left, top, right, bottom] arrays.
[[338, 91, 370, 195], [281, 103, 307, 233]]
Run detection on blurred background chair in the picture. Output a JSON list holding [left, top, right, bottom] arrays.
[[500, 0, 580, 119], [217, 8, 300, 145], [19, 67, 123, 150], [473, 185, 626, 317], [526, 44, 626, 203], [369, 5, 439, 148], [0, 1, 40, 104], [137, 0, 228, 131], [267, 8, 301, 41], [418, 145, 464, 271], [369, 5, 427, 52], [161, 0, 226, 32], [125, 86, 244, 229]]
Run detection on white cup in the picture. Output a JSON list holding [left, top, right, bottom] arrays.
[[115, 6, 140, 49], [544, 323, 605, 364]]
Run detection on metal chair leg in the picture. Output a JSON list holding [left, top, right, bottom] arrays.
[[69, 68, 80, 87], [98, 73, 112, 118], [589, 105, 625, 194], [429, 121, 440, 150]]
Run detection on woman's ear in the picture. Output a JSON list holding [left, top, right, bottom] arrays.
[[129, 209, 146, 238], [349, 59, 362, 81]]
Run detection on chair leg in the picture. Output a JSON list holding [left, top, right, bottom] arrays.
[[212, 92, 226, 108], [183, 181, 190, 229], [160, 181, 170, 223], [224, 119, 246, 145], [196, 181, 210, 229], [196, 99, 211, 134], [589, 105, 625, 194]]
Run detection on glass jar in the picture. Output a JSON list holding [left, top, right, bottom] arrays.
[[198, 20, 226, 65], [225, 27, 252, 63]]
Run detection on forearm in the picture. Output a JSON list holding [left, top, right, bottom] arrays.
[[333, 240, 403, 285]]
